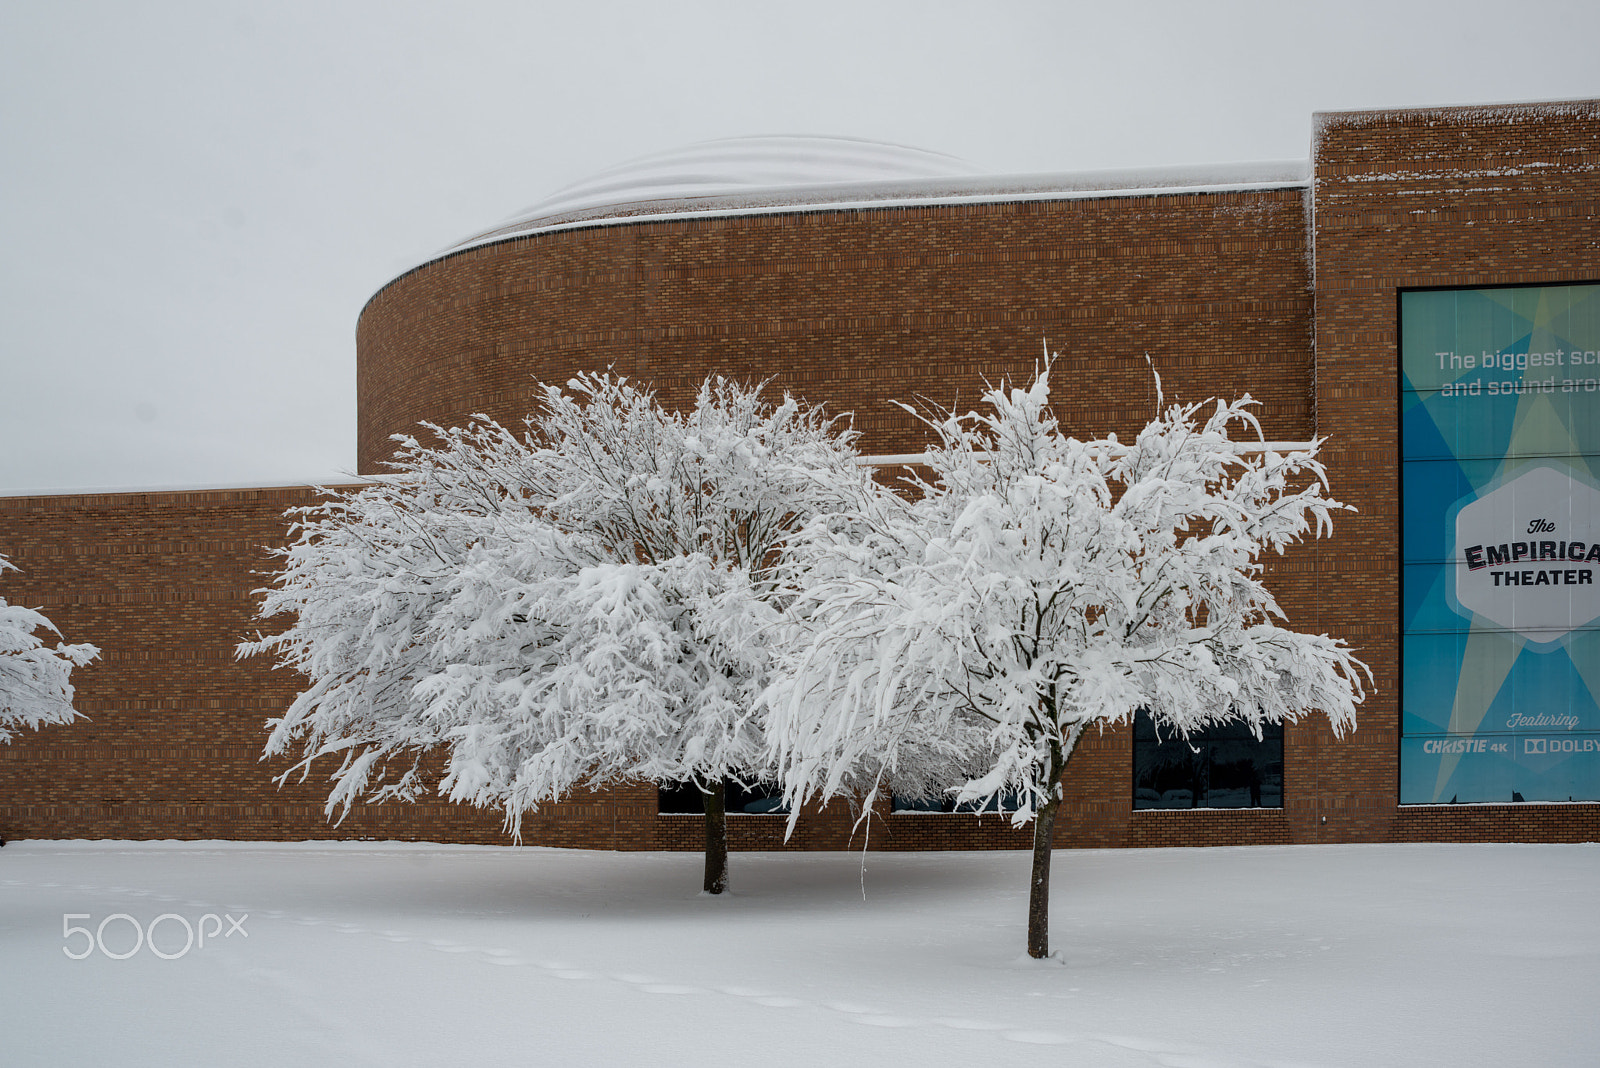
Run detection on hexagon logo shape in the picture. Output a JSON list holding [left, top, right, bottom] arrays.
[[1454, 465, 1600, 644]]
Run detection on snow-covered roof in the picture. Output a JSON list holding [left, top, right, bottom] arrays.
[[0, 478, 356, 501], [1313, 97, 1600, 139], [501, 135, 982, 221], [429, 135, 1310, 261]]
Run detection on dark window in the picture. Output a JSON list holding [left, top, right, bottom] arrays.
[[657, 780, 788, 815], [1132, 711, 1283, 810], [891, 788, 1023, 814]]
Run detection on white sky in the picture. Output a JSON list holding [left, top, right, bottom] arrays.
[[3, 0, 1598, 495]]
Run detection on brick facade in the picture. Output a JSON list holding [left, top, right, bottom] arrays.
[[3, 100, 1597, 847], [1308, 101, 1600, 843], [356, 187, 1316, 472]]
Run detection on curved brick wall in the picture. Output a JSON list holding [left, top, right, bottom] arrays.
[[356, 189, 1317, 474], [343, 187, 1319, 850]]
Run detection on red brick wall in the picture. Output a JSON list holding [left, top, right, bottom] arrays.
[[0, 487, 496, 843], [1307, 99, 1600, 844], [0, 487, 1023, 848], [357, 189, 1317, 473], [5, 101, 1595, 848], [352, 183, 1318, 851]]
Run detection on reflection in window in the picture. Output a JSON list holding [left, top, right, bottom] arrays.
[[1132, 711, 1283, 810], [657, 779, 789, 814]]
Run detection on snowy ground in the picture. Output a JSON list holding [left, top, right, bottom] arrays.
[[1, 841, 1595, 1067]]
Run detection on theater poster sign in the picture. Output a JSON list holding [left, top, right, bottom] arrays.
[[1401, 283, 1600, 803]]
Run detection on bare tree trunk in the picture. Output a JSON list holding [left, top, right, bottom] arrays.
[[702, 781, 728, 895], [1027, 791, 1060, 958]]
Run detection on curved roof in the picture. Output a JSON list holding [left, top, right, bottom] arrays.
[[408, 135, 1310, 277], [447, 135, 982, 248], [527, 135, 980, 214]]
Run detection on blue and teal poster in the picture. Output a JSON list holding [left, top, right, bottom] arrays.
[[1401, 283, 1600, 803]]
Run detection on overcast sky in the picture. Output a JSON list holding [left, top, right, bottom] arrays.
[[3, 0, 1597, 495]]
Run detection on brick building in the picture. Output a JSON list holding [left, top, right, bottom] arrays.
[[3, 100, 1597, 848]]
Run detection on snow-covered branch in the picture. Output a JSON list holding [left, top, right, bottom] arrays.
[[0, 553, 99, 743]]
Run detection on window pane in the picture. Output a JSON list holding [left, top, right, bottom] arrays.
[[891, 788, 1023, 814], [657, 780, 706, 814], [657, 779, 790, 814], [727, 780, 788, 814], [1132, 711, 1283, 810], [891, 793, 950, 812]]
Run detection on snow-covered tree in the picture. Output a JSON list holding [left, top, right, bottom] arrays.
[[1, 554, 99, 744], [765, 364, 1369, 957], [241, 373, 870, 893]]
